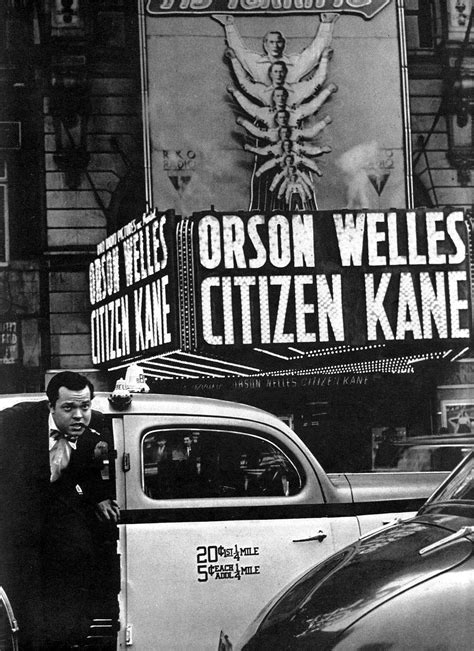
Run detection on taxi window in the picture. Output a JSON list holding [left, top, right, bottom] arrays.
[[0, 587, 17, 650], [142, 428, 302, 499]]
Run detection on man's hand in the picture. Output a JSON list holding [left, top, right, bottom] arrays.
[[212, 14, 234, 26], [96, 498, 120, 522], [320, 13, 340, 23], [93, 440, 109, 460], [322, 47, 333, 60]]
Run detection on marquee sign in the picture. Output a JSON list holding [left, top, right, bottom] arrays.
[[146, 0, 391, 19], [192, 209, 472, 350], [89, 208, 472, 369], [89, 209, 178, 366]]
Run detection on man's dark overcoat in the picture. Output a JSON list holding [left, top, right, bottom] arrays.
[[0, 400, 112, 648]]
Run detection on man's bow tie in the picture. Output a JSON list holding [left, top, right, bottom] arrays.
[[50, 429, 79, 443]]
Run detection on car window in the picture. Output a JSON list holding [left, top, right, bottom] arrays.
[[0, 587, 17, 651], [431, 446, 471, 471], [395, 445, 473, 472], [396, 447, 432, 471], [142, 428, 302, 499], [430, 455, 474, 503]]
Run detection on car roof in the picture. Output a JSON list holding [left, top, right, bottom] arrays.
[[0, 391, 290, 431]]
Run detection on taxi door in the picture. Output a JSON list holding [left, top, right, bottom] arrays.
[[116, 413, 361, 650]]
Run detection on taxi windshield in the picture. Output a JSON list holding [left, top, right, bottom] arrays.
[[422, 453, 474, 512]]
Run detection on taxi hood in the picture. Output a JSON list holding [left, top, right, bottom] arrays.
[[244, 519, 472, 649]]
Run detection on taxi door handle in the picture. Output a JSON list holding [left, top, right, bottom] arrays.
[[293, 530, 327, 543]]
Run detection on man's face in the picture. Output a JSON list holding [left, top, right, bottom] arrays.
[[50, 386, 92, 439], [282, 140, 293, 153], [264, 33, 285, 58], [275, 110, 289, 127], [184, 436, 192, 447], [272, 89, 287, 109], [269, 63, 287, 86]]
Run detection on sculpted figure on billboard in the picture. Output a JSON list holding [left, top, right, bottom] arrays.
[[278, 169, 315, 208], [217, 13, 338, 210], [226, 48, 331, 107], [213, 13, 338, 83], [244, 139, 331, 158], [236, 115, 333, 145], [227, 82, 337, 127]]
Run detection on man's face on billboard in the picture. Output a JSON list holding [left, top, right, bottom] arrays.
[[272, 88, 288, 109], [269, 62, 287, 86], [275, 110, 289, 127], [264, 32, 285, 58]]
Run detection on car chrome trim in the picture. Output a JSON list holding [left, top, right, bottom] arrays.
[[119, 499, 424, 524], [419, 525, 474, 556]]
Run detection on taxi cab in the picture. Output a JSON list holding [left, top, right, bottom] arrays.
[[0, 387, 448, 650]]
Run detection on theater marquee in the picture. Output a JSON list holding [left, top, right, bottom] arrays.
[[89, 209, 178, 365], [89, 208, 472, 369]]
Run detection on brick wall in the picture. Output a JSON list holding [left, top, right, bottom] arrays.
[[45, 69, 143, 370]]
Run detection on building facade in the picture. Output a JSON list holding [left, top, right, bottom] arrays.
[[1, 0, 473, 470]]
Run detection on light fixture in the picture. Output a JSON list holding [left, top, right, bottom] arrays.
[[443, 2, 473, 186], [49, 0, 89, 189], [50, 62, 90, 189]]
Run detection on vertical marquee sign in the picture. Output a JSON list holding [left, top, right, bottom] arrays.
[[89, 209, 179, 367]]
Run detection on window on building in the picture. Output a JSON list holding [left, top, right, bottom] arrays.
[[0, 157, 9, 265], [405, 0, 441, 53]]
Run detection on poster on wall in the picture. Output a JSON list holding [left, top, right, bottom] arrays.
[[142, 0, 409, 215], [0, 321, 19, 364], [443, 403, 474, 434]]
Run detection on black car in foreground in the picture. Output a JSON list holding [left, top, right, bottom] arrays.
[[226, 452, 474, 650]]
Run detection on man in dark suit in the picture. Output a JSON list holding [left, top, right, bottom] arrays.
[[0, 371, 119, 649]]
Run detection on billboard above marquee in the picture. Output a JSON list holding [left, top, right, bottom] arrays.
[[141, 0, 409, 217], [146, 0, 392, 19], [89, 208, 473, 370]]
